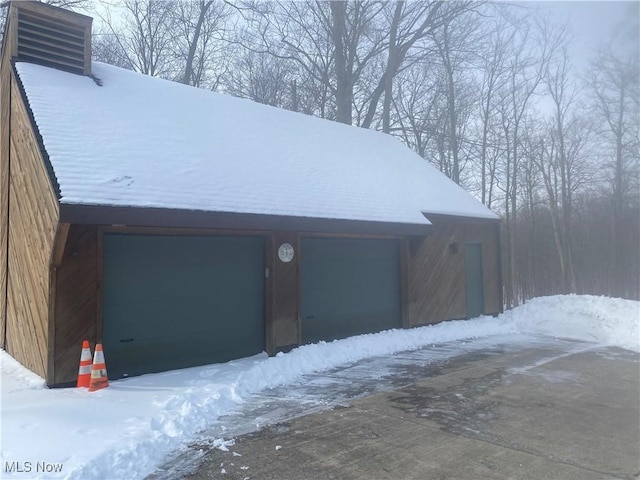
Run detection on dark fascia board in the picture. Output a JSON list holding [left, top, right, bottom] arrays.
[[422, 211, 501, 225], [59, 204, 435, 236]]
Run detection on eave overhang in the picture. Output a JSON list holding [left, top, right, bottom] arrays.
[[59, 204, 435, 236]]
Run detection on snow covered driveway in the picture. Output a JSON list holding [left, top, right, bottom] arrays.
[[184, 339, 639, 480], [1, 295, 638, 479]]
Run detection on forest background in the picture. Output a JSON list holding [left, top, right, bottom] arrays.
[[7, 0, 639, 305]]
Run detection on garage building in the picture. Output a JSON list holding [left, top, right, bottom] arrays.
[[0, 2, 502, 386]]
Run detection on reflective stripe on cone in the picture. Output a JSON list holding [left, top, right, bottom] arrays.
[[88, 343, 109, 392], [77, 340, 92, 388]]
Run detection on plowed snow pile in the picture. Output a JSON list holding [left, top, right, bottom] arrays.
[[508, 295, 639, 352]]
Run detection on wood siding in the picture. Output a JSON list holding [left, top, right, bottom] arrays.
[[0, 50, 11, 350], [408, 220, 501, 326], [5, 72, 59, 378], [271, 232, 299, 350], [52, 225, 98, 385], [0, 7, 19, 350]]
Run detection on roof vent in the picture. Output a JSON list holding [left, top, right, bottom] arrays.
[[5, 1, 92, 75]]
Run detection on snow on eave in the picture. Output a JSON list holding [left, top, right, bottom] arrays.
[[15, 61, 497, 225], [422, 210, 500, 222]]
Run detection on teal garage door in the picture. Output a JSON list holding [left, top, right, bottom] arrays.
[[102, 233, 265, 378], [301, 238, 402, 344]]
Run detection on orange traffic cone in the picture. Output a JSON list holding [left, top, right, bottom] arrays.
[[76, 340, 92, 388], [88, 343, 109, 392]]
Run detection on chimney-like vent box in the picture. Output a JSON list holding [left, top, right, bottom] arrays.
[[17, 11, 85, 74], [5, 1, 93, 76]]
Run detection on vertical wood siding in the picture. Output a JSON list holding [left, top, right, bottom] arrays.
[[53, 225, 98, 384], [271, 232, 299, 350], [408, 220, 501, 326], [5, 73, 59, 378], [0, 58, 11, 349], [0, 21, 18, 350]]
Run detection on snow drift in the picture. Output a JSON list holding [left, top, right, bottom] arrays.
[[507, 295, 639, 352]]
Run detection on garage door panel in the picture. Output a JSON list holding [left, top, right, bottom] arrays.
[[103, 234, 264, 378], [301, 238, 401, 344], [106, 332, 261, 378]]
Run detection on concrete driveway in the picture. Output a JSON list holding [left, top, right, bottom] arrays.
[[155, 336, 640, 480]]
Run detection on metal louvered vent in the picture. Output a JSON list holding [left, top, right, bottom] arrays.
[[17, 10, 86, 75]]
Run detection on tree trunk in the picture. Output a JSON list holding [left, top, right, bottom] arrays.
[[381, 2, 403, 133], [510, 124, 519, 306], [330, 1, 352, 125], [181, 1, 212, 85]]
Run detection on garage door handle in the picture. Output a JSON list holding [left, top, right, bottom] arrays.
[[120, 338, 134, 343]]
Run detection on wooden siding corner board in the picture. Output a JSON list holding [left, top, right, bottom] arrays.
[[0, 48, 12, 350], [51, 222, 70, 267]]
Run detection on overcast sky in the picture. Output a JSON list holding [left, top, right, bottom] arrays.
[[534, 1, 639, 69], [88, 0, 638, 84], [90, 1, 639, 62]]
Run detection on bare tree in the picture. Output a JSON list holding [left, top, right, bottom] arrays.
[[93, 31, 134, 70], [43, 0, 91, 8], [429, 8, 480, 184], [79, 0, 640, 301], [359, 1, 474, 132], [476, 18, 513, 205], [97, 0, 176, 77], [390, 62, 440, 158], [499, 14, 557, 307], [223, 49, 293, 107], [171, 0, 230, 87], [589, 46, 640, 297], [539, 44, 582, 293], [518, 120, 544, 299], [236, 1, 387, 124]]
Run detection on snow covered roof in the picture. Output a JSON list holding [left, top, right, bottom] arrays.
[[15, 61, 497, 227]]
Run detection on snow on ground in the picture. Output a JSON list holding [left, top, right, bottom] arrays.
[[503, 295, 639, 352], [1, 295, 638, 479]]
